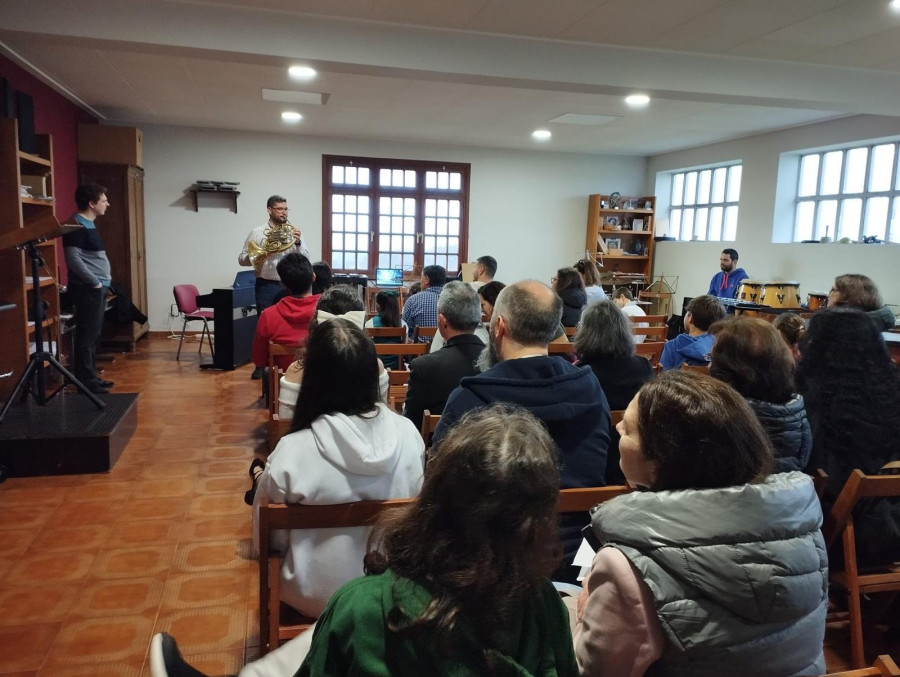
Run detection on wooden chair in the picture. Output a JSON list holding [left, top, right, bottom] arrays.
[[258, 498, 414, 654], [610, 409, 624, 428], [365, 326, 408, 340], [388, 384, 407, 413], [548, 343, 576, 356], [629, 314, 667, 326], [632, 326, 669, 342], [412, 326, 437, 343], [420, 409, 441, 444], [635, 341, 665, 370], [564, 326, 578, 338], [258, 486, 631, 654], [680, 363, 709, 374], [267, 414, 292, 453], [810, 468, 828, 500], [823, 655, 900, 676], [267, 342, 298, 414], [388, 370, 411, 386], [374, 343, 428, 370], [822, 469, 900, 668]]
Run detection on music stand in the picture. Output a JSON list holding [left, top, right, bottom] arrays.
[[0, 220, 105, 425]]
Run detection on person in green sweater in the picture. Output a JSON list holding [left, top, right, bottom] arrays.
[[151, 404, 579, 677]]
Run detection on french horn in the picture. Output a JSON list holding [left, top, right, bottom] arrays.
[[247, 221, 296, 271]]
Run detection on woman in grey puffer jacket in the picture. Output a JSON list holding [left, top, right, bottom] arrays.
[[574, 371, 827, 677], [709, 316, 812, 471]]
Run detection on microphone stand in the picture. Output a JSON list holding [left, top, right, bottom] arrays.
[[0, 238, 105, 425]]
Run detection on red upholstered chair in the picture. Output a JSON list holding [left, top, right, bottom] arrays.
[[173, 284, 215, 361]]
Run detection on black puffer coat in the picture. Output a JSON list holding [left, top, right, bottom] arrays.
[[747, 395, 812, 472]]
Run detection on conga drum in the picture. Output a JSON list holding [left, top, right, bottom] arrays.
[[736, 280, 763, 304], [806, 292, 828, 311], [761, 281, 801, 309]]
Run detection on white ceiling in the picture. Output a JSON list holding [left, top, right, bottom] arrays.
[[2, 0, 900, 155]]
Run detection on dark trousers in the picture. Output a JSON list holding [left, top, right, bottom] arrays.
[[70, 283, 107, 384], [255, 278, 282, 314]]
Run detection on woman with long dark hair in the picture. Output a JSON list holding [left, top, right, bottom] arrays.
[[364, 290, 405, 369], [576, 371, 827, 676], [796, 307, 900, 514], [709, 316, 812, 472], [255, 319, 424, 618], [154, 405, 577, 677], [553, 267, 587, 327], [574, 258, 608, 305]]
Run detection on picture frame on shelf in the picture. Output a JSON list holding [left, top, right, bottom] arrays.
[[644, 200, 653, 210], [605, 237, 622, 251], [600, 200, 609, 209], [623, 198, 638, 210], [604, 216, 619, 228], [632, 218, 645, 231]]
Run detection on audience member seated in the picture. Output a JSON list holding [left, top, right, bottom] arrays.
[[364, 290, 405, 369], [709, 317, 812, 472], [153, 405, 577, 677], [278, 285, 388, 420], [575, 301, 653, 484], [773, 311, 805, 362], [434, 281, 610, 581], [251, 253, 319, 371], [575, 371, 827, 677], [401, 264, 445, 341], [612, 287, 647, 343], [659, 294, 724, 370], [403, 281, 484, 430], [574, 258, 608, 305], [828, 273, 896, 331], [253, 319, 425, 618], [553, 266, 587, 327], [477, 280, 505, 322], [468, 254, 497, 290], [796, 307, 900, 564], [311, 261, 333, 295]]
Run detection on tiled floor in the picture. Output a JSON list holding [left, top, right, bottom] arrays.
[[0, 335, 266, 676], [0, 334, 892, 675]]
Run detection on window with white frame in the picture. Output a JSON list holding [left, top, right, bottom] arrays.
[[669, 164, 742, 241], [793, 142, 900, 243]]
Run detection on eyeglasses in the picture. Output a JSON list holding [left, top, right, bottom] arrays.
[[270, 207, 289, 213], [551, 276, 558, 283]]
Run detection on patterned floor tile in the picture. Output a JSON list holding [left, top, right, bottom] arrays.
[[29, 524, 111, 553], [69, 577, 165, 618], [44, 615, 154, 669], [0, 585, 78, 625], [105, 519, 183, 548], [90, 544, 176, 580], [6, 551, 96, 587], [153, 607, 245, 654], [179, 515, 250, 542], [160, 570, 248, 612], [0, 623, 61, 672], [172, 540, 251, 573]]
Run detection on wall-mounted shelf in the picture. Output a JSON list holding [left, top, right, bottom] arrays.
[[190, 185, 241, 213]]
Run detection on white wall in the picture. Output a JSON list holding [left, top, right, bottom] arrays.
[[648, 115, 900, 309], [141, 124, 645, 329]]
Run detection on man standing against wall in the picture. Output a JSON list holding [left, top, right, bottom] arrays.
[[468, 255, 497, 290], [63, 184, 113, 395], [239, 195, 310, 313]]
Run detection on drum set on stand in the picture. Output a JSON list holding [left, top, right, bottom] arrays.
[[724, 280, 829, 316]]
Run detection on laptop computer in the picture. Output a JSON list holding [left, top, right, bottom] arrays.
[[375, 268, 403, 286]]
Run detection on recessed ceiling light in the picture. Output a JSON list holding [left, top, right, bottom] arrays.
[[281, 111, 302, 123], [532, 129, 552, 140], [288, 66, 317, 80], [891, 0, 900, 10], [625, 94, 651, 107]]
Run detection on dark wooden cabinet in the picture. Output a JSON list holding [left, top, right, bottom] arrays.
[[78, 162, 148, 349]]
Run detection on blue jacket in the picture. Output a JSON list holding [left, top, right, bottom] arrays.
[[433, 356, 611, 581], [748, 395, 812, 473], [708, 267, 748, 298], [660, 333, 715, 370]]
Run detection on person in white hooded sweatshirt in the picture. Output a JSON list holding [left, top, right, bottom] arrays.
[[252, 318, 425, 619]]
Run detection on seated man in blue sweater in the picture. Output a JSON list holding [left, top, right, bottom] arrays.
[[660, 294, 725, 370], [708, 248, 748, 299], [433, 280, 610, 582]]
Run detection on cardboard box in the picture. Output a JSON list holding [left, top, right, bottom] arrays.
[[78, 124, 143, 167]]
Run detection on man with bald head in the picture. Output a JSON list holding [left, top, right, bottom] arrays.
[[432, 280, 611, 581]]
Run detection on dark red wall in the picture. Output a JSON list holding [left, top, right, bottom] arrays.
[[1, 54, 98, 282]]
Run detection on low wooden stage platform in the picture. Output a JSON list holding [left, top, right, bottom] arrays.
[[0, 392, 138, 477]]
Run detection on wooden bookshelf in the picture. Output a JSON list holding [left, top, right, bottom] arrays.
[[585, 194, 656, 291]]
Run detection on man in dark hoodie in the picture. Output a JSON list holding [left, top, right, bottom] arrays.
[[251, 253, 319, 371], [707, 248, 748, 299], [433, 280, 610, 581]]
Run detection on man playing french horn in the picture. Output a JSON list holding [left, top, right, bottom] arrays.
[[238, 194, 310, 313]]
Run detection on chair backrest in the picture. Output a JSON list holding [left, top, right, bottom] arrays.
[[629, 314, 667, 326], [267, 414, 292, 453], [375, 343, 428, 370], [548, 342, 576, 355], [388, 370, 411, 386], [365, 327, 407, 340], [680, 363, 709, 374], [173, 284, 201, 315], [635, 341, 665, 370], [412, 326, 437, 342], [610, 409, 625, 428], [823, 655, 900, 676], [257, 485, 631, 654], [420, 409, 441, 443], [810, 468, 828, 499], [632, 326, 669, 342], [388, 384, 407, 412], [822, 469, 900, 551], [564, 326, 578, 338], [268, 342, 298, 415]]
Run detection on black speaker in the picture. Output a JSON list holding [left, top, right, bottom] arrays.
[[0, 78, 15, 119], [15, 91, 35, 153]]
